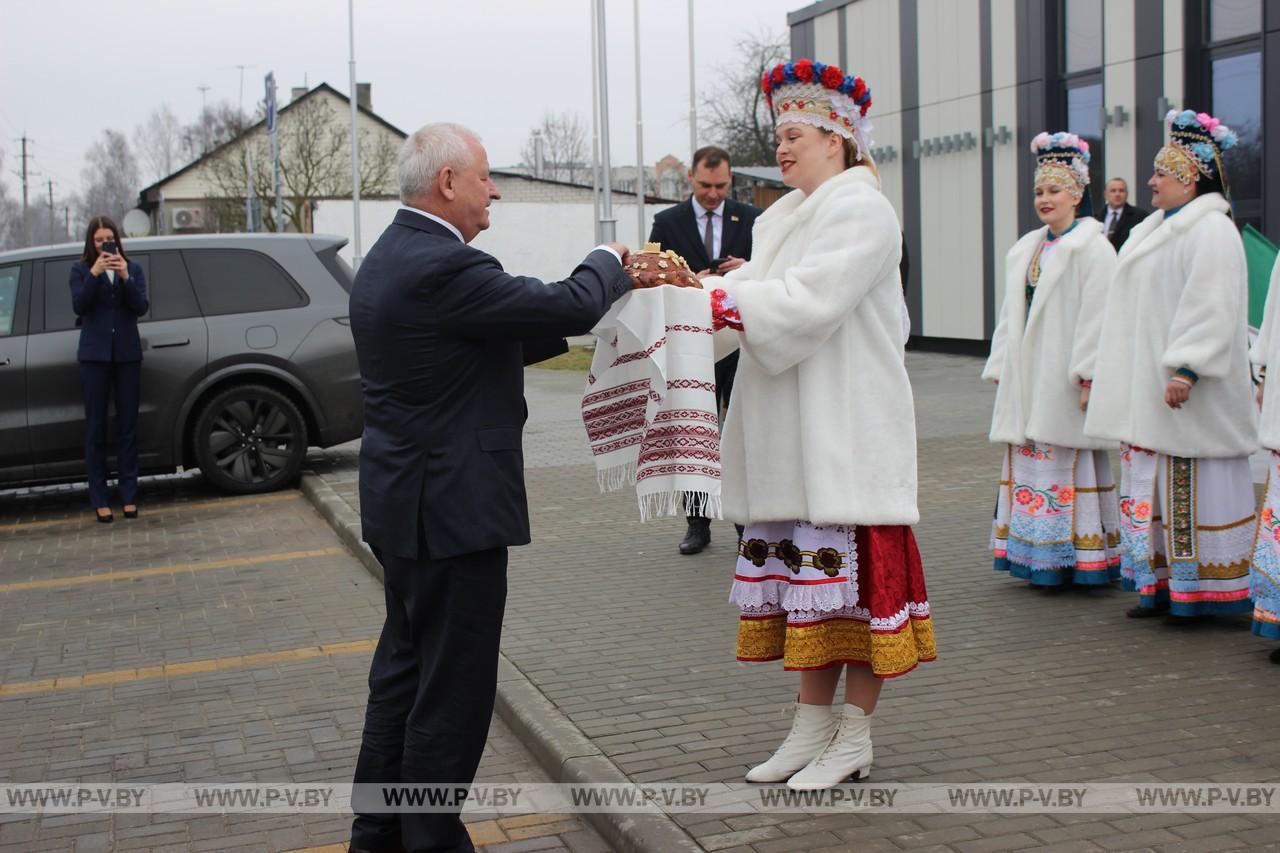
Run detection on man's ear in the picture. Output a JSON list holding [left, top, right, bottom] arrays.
[[437, 166, 456, 201]]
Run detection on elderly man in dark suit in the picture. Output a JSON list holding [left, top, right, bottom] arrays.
[[347, 122, 631, 853], [1095, 177, 1148, 251], [648, 145, 762, 555]]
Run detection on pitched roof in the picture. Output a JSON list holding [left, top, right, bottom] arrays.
[[138, 82, 408, 205]]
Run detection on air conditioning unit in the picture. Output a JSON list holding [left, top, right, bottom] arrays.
[[171, 207, 206, 230]]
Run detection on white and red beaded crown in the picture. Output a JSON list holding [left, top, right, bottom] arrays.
[[762, 59, 873, 160]]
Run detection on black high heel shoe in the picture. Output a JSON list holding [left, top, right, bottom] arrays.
[[123, 505, 138, 519], [95, 508, 114, 524]]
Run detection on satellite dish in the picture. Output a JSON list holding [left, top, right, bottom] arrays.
[[123, 208, 151, 237]]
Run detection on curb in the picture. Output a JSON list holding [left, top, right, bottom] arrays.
[[300, 472, 701, 853]]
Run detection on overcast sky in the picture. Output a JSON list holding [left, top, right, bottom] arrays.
[[1, 0, 797, 203]]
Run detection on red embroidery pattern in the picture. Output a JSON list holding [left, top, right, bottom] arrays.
[[666, 379, 717, 392], [666, 323, 713, 334], [583, 380, 650, 407], [610, 337, 667, 368]]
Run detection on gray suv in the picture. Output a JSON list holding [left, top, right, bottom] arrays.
[[0, 233, 362, 494]]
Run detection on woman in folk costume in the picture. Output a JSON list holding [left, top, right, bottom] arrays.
[[983, 133, 1121, 589], [704, 59, 935, 791], [1085, 109, 1258, 621], [1247, 257, 1280, 660]]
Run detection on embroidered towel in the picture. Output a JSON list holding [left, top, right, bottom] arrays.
[[582, 286, 722, 521]]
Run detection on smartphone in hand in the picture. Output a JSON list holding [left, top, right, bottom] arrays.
[[710, 257, 729, 271], [102, 240, 118, 255]]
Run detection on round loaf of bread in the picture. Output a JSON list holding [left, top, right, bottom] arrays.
[[626, 243, 702, 289]]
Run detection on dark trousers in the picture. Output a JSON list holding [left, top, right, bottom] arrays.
[[79, 360, 141, 509], [351, 541, 508, 853]]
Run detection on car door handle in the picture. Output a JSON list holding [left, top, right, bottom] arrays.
[[0, 357, 10, 366], [151, 339, 191, 349]]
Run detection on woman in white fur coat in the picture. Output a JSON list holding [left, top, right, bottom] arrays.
[[983, 132, 1121, 590], [1246, 256, 1280, 662], [704, 59, 935, 792], [1085, 109, 1258, 621]]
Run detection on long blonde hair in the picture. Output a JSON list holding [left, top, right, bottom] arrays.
[[830, 131, 879, 179]]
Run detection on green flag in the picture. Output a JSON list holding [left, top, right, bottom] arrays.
[[1243, 224, 1278, 329]]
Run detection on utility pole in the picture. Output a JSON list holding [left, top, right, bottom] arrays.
[[64, 206, 70, 240], [347, 0, 363, 268], [633, 0, 645, 245], [197, 85, 211, 152], [594, 0, 615, 243], [15, 135, 33, 246], [46, 179, 55, 244], [687, 0, 697, 156]]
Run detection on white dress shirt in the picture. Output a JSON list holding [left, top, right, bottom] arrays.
[[693, 198, 725, 260]]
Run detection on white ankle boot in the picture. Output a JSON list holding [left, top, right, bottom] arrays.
[[786, 703, 873, 790], [744, 702, 838, 783]]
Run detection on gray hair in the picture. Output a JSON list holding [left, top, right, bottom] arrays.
[[398, 123, 481, 202]]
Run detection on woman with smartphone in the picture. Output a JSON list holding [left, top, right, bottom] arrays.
[[69, 215, 149, 523]]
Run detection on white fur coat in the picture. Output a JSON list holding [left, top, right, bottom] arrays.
[[706, 166, 918, 525], [1085, 192, 1258, 457], [983, 219, 1117, 449], [1250, 255, 1280, 449]]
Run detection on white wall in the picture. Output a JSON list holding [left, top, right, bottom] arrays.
[[313, 200, 674, 282]]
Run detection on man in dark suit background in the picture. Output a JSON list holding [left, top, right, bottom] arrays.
[[347, 122, 632, 853], [648, 145, 762, 555], [1095, 177, 1148, 251]]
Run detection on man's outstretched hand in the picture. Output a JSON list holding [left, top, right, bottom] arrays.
[[605, 242, 632, 267]]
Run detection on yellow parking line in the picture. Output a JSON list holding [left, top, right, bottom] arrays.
[[0, 638, 378, 698], [0, 546, 346, 593], [0, 492, 302, 533]]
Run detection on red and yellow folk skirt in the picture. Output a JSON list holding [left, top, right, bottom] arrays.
[[730, 521, 936, 678]]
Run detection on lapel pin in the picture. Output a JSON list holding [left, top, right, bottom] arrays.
[[731, 215, 740, 222]]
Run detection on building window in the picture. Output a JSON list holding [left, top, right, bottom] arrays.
[[1060, 0, 1105, 208], [1203, 0, 1263, 227]]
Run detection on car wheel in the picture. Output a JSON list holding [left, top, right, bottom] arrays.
[[193, 384, 308, 494]]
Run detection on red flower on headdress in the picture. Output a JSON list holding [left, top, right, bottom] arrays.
[[861, 97, 872, 116], [851, 78, 867, 101], [771, 66, 785, 85], [821, 66, 844, 90], [761, 72, 772, 96], [794, 59, 814, 82]]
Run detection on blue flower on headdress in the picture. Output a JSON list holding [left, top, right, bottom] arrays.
[[1190, 141, 1218, 168], [1174, 110, 1199, 129]]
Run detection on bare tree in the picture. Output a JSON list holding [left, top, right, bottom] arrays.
[[700, 30, 789, 166], [181, 101, 252, 163], [519, 112, 589, 184], [204, 94, 398, 233], [78, 129, 141, 223], [0, 150, 22, 250], [133, 104, 183, 185]]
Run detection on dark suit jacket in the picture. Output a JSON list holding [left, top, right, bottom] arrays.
[[1096, 203, 1148, 251], [69, 260, 149, 362], [350, 209, 631, 561], [648, 197, 762, 274]]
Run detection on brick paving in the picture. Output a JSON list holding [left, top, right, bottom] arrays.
[[0, 479, 605, 851], [306, 352, 1280, 852]]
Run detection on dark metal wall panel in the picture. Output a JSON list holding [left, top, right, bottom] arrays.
[[838, 5, 848, 68], [981, 0, 995, 338], [1134, 0, 1166, 183], [791, 18, 816, 59], [900, 0, 922, 334]]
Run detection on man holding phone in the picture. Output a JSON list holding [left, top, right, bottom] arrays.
[[648, 145, 762, 555]]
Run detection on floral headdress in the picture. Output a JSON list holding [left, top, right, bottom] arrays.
[[1156, 109, 1237, 196], [762, 59, 873, 161], [1031, 131, 1092, 217]]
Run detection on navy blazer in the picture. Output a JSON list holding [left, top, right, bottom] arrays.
[[349, 209, 632, 561], [69, 260, 149, 362], [648, 197, 762, 273]]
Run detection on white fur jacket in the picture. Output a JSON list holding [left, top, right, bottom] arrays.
[[1250, 255, 1280, 449], [983, 219, 1117, 450], [706, 166, 918, 525], [1085, 192, 1258, 457]]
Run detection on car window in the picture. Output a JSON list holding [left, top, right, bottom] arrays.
[[43, 255, 152, 333], [0, 265, 18, 336], [139, 251, 201, 322], [183, 249, 306, 316]]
